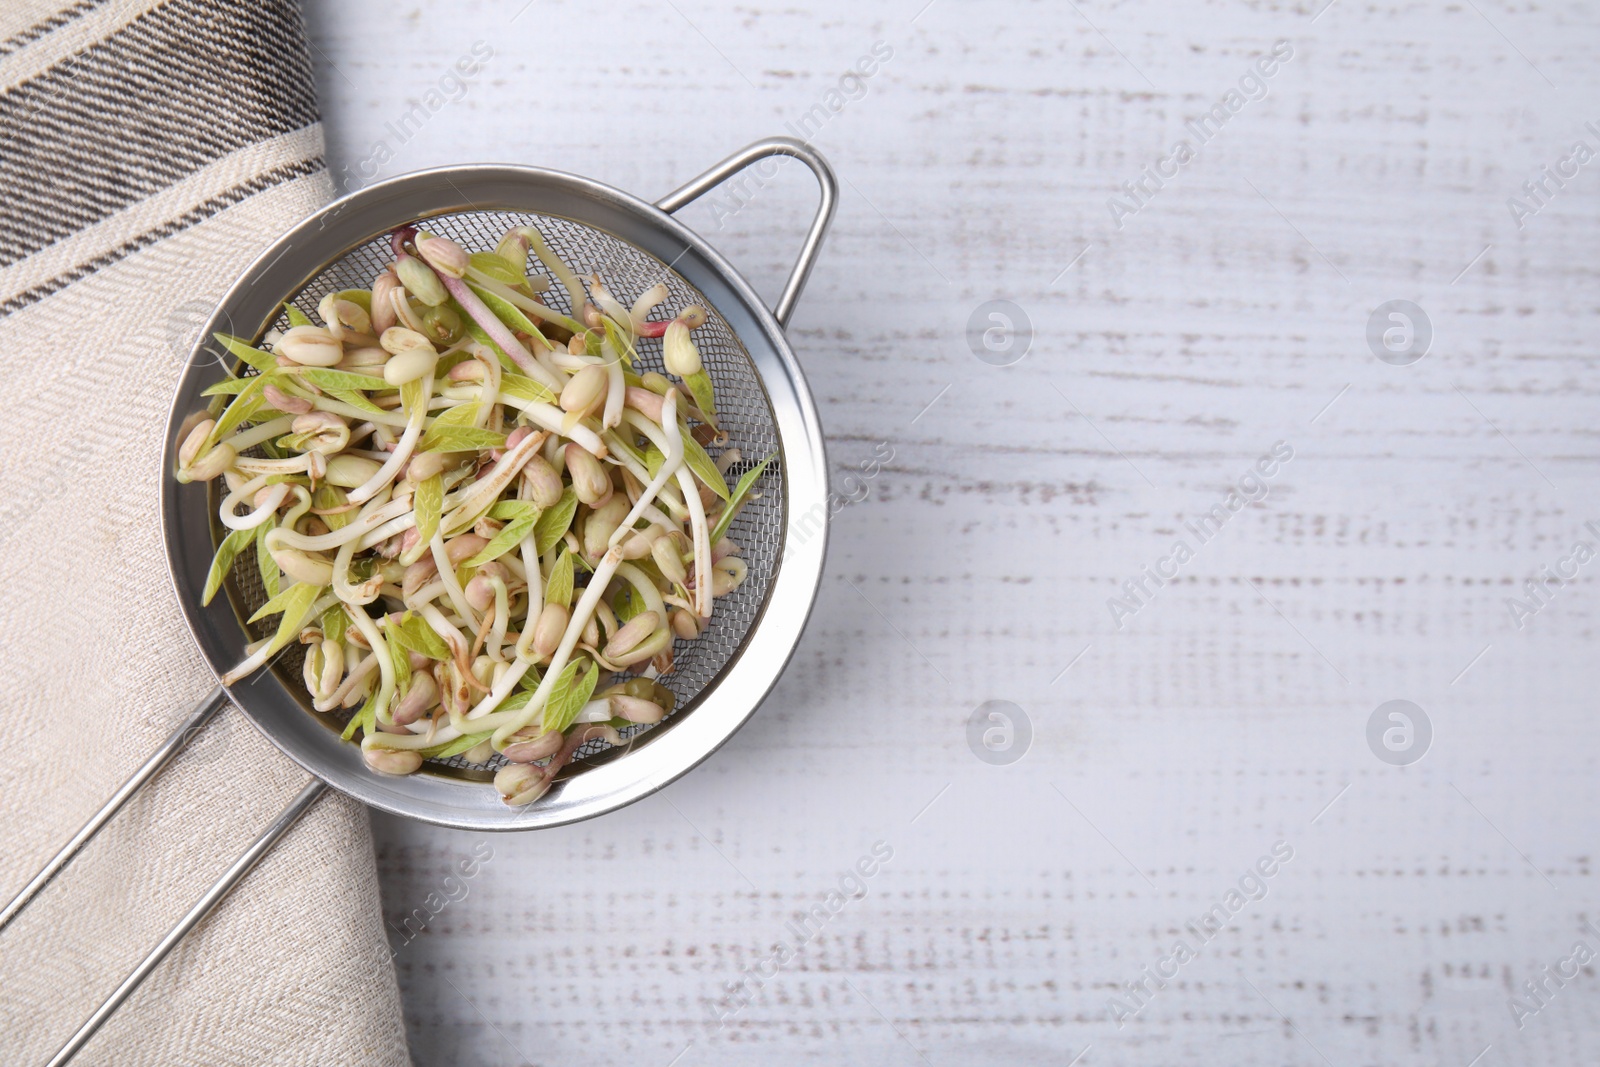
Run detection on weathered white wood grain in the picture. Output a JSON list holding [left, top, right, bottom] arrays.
[[308, 0, 1600, 1062]]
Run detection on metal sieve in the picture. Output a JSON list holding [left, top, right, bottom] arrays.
[[13, 137, 836, 1066]]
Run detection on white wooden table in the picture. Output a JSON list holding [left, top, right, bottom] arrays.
[[310, 1, 1600, 1063]]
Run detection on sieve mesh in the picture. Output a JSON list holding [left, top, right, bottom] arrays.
[[217, 210, 785, 783]]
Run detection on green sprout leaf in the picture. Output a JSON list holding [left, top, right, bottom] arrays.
[[419, 425, 507, 453], [710, 453, 776, 545], [211, 333, 277, 373], [335, 288, 372, 313], [497, 373, 558, 407], [545, 547, 574, 609], [254, 583, 324, 663], [255, 518, 280, 599], [488, 499, 540, 524], [201, 377, 255, 397], [326, 388, 386, 415], [533, 487, 580, 555], [683, 370, 717, 424], [387, 613, 451, 661], [465, 279, 585, 337], [248, 579, 322, 624], [401, 377, 427, 414], [428, 401, 481, 429], [384, 617, 412, 695], [601, 316, 637, 366], [542, 657, 600, 735], [202, 526, 255, 606], [321, 604, 348, 645], [468, 283, 550, 349], [680, 434, 730, 501], [469, 251, 524, 287], [418, 402, 503, 452], [207, 370, 279, 448], [463, 511, 539, 567], [300, 367, 387, 392], [414, 473, 443, 547], [314, 483, 352, 531], [342, 682, 379, 740], [612, 582, 646, 624]]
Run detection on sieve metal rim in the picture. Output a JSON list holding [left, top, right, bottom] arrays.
[[158, 139, 835, 831]]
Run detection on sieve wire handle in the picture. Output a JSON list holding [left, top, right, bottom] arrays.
[[45, 779, 328, 1067], [656, 136, 837, 329], [0, 686, 231, 935]]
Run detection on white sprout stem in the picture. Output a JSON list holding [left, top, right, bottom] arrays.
[[390, 286, 426, 332], [486, 578, 510, 661], [518, 226, 587, 312], [635, 498, 678, 531], [676, 464, 713, 618], [276, 486, 313, 536], [514, 476, 546, 659], [585, 275, 633, 339], [330, 499, 400, 606], [501, 395, 606, 456], [430, 532, 480, 633], [219, 416, 296, 452], [219, 476, 290, 531], [404, 580, 447, 611], [610, 390, 682, 546], [502, 334, 566, 394], [548, 350, 602, 372], [347, 373, 433, 504], [463, 269, 571, 329], [574, 698, 618, 724], [346, 607, 396, 724], [439, 429, 546, 534], [311, 396, 410, 428], [314, 653, 376, 712], [496, 553, 528, 584], [365, 724, 466, 751], [271, 493, 406, 552], [604, 435, 688, 522], [533, 348, 566, 387], [630, 282, 669, 329], [331, 534, 373, 606], [450, 382, 605, 456], [602, 339, 625, 430], [618, 411, 690, 521], [232, 454, 318, 477], [614, 561, 667, 618], [355, 514, 418, 552], [474, 547, 623, 742], [472, 348, 501, 427], [220, 594, 336, 686]]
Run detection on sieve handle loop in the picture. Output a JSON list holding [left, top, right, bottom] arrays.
[[656, 136, 837, 329]]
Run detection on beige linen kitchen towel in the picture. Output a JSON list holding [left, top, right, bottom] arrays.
[[0, 1, 412, 1064]]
